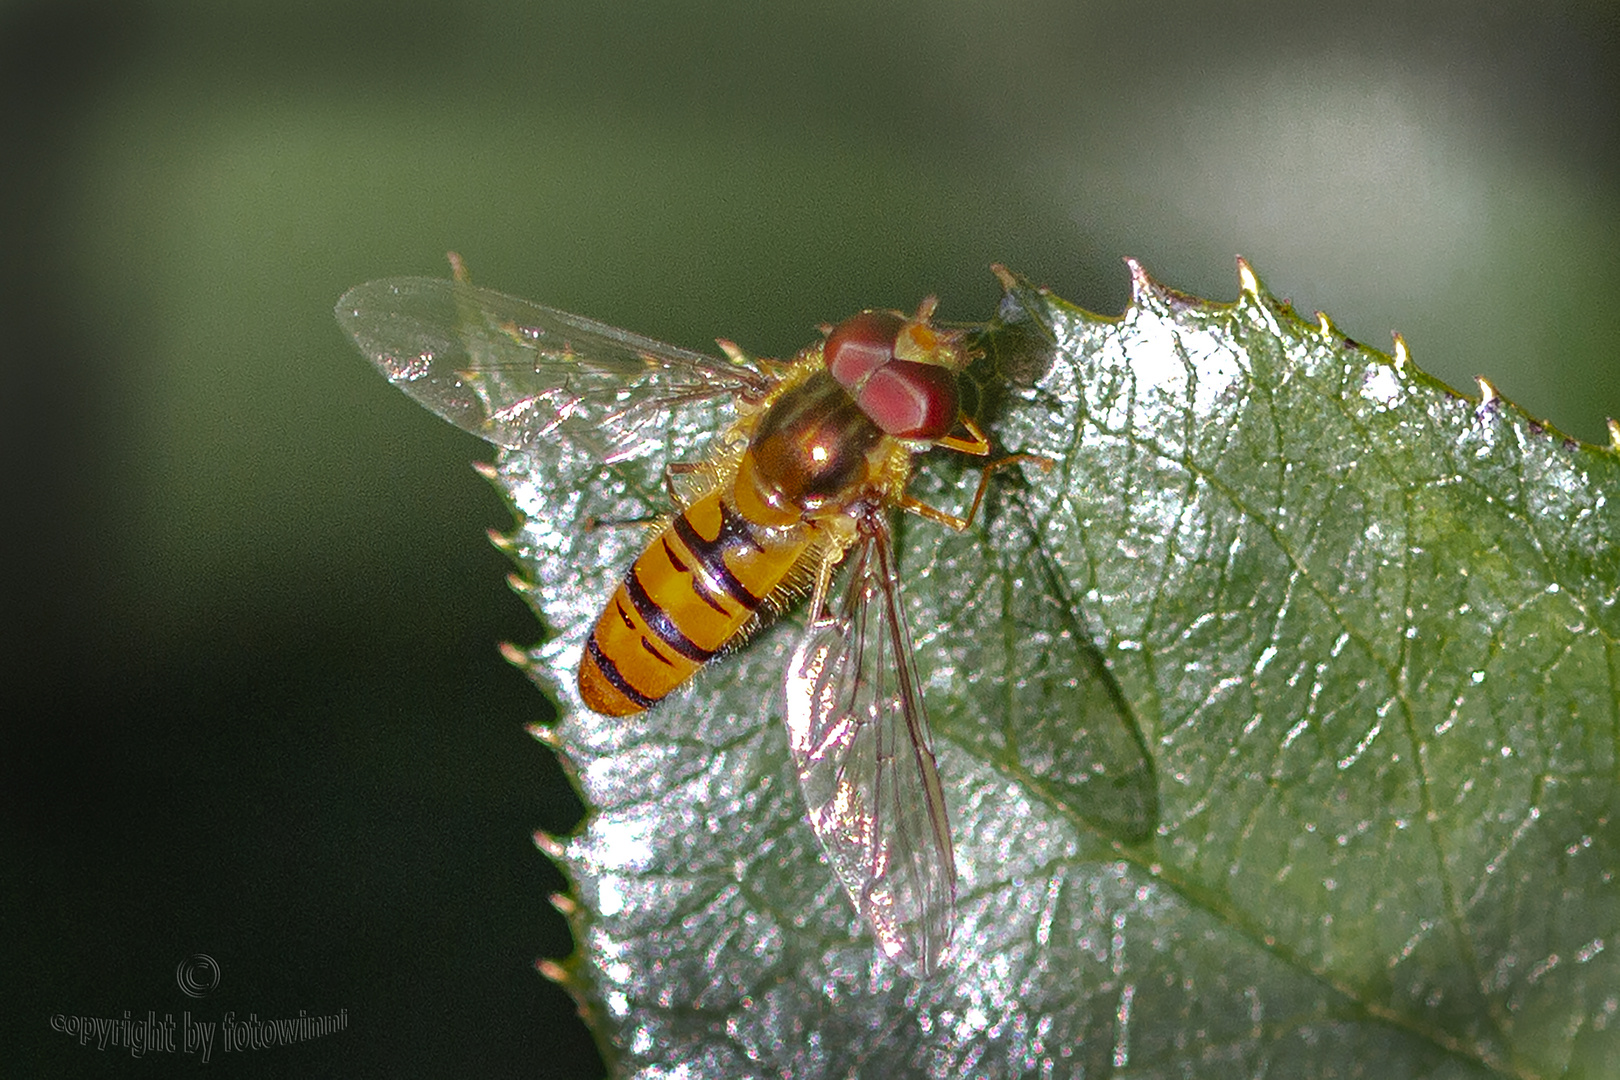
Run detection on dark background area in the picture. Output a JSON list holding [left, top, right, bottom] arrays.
[[5, 1, 1617, 1075]]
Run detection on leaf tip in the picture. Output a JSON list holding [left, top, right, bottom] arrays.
[[990, 262, 1018, 291]]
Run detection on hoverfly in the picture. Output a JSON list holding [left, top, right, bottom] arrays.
[[336, 258, 1044, 975]]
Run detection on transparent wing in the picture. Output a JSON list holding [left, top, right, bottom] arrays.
[[784, 508, 956, 976], [335, 277, 771, 461]]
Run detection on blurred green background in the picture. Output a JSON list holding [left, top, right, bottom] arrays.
[[6, 1, 1616, 1075]]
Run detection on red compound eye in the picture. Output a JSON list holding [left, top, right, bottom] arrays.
[[857, 359, 959, 440], [826, 311, 904, 393]]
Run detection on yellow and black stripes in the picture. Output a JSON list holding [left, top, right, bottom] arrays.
[[671, 509, 765, 610], [624, 566, 715, 662], [578, 489, 812, 716]]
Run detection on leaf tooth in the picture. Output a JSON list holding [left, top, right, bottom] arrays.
[[535, 958, 570, 984], [550, 891, 580, 917], [1125, 256, 1202, 314], [487, 526, 517, 553], [472, 460, 499, 480], [504, 570, 550, 612], [1392, 333, 1412, 372], [499, 639, 531, 668], [1237, 256, 1262, 298], [1315, 311, 1335, 336], [1476, 376, 1501, 408], [527, 721, 562, 748], [1608, 417, 1620, 452], [1125, 256, 1155, 305], [534, 830, 568, 858]]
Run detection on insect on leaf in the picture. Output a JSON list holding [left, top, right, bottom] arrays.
[[339, 260, 1620, 1079]]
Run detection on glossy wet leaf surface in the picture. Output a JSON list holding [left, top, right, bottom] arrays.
[[483, 264, 1620, 1078]]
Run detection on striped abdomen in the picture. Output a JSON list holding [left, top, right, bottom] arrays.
[[577, 488, 812, 716]]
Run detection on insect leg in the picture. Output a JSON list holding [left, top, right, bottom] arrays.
[[582, 514, 659, 531], [804, 516, 860, 623], [663, 461, 707, 505], [900, 452, 1055, 532], [932, 415, 992, 457]]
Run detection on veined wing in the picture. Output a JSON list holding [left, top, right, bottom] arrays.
[[335, 277, 772, 462], [784, 508, 956, 976]]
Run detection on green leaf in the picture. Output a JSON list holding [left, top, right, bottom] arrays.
[[482, 262, 1620, 1078]]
